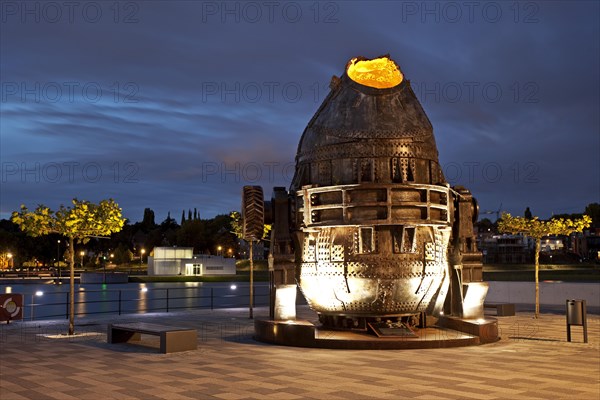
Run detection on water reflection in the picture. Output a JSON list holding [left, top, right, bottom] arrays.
[[139, 284, 147, 312], [0, 282, 269, 320], [76, 288, 86, 316]]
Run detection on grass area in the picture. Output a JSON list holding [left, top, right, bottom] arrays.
[[130, 270, 270, 283], [483, 263, 600, 282], [483, 263, 598, 271], [122, 261, 600, 283], [235, 259, 269, 271]]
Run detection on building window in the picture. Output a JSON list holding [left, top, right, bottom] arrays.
[[424, 242, 436, 261], [391, 158, 402, 183], [304, 237, 316, 261], [390, 158, 415, 183], [392, 226, 416, 253], [358, 227, 376, 254], [356, 159, 374, 182]]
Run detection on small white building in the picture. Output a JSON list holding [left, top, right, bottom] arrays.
[[147, 247, 236, 276]]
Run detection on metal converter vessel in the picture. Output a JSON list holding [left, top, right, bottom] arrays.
[[245, 55, 487, 332]]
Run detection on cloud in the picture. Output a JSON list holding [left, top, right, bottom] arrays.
[[1, 1, 598, 221]]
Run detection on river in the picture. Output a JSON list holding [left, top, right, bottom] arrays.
[[0, 281, 270, 321]]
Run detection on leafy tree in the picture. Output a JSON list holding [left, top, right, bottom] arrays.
[[141, 208, 156, 231], [176, 219, 207, 252], [498, 213, 591, 318], [524, 207, 532, 219], [113, 244, 134, 265], [230, 211, 271, 241], [475, 217, 494, 233], [585, 203, 600, 228], [11, 199, 125, 334], [161, 212, 178, 229]]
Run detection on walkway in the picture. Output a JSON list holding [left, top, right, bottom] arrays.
[[1, 306, 598, 399]]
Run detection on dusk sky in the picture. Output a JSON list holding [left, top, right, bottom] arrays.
[[1, 1, 598, 223]]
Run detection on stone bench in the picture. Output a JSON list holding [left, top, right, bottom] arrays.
[[107, 322, 197, 353], [484, 303, 516, 316]]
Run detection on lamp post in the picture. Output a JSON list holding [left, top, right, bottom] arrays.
[[140, 249, 145, 266], [57, 240, 61, 284], [31, 291, 43, 321], [80, 251, 85, 268], [102, 253, 107, 283], [7, 253, 13, 269], [217, 246, 222, 256]]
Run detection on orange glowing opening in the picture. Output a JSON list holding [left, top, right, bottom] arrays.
[[346, 56, 403, 89]]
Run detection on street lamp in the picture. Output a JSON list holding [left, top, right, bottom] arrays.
[[80, 251, 85, 268], [217, 246, 222, 256], [102, 253, 108, 283], [31, 291, 43, 321], [7, 253, 13, 269], [140, 248, 145, 266]]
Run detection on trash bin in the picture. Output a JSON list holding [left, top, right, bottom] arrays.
[[566, 299, 584, 325], [566, 299, 588, 343]]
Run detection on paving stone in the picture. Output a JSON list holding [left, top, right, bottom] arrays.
[[1, 306, 599, 399]]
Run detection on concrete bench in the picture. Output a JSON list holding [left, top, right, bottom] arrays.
[[484, 303, 516, 316], [108, 323, 197, 353]]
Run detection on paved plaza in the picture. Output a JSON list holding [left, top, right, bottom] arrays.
[[1, 306, 599, 399]]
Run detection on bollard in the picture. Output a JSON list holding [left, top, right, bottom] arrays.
[[566, 299, 588, 343]]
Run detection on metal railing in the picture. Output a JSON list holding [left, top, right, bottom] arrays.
[[25, 286, 269, 321]]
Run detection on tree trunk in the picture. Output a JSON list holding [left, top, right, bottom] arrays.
[[534, 238, 540, 319], [69, 236, 75, 335], [249, 240, 254, 319]]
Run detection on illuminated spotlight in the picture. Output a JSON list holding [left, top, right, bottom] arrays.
[[35, 291, 43, 296], [141, 287, 148, 292], [230, 285, 237, 290], [5, 286, 12, 294]]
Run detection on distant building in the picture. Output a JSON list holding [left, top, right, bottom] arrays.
[[583, 228, 600, 262], [540, 237, 564, 252], [587, 236, 600, 261], [480, 234, 533, 264], [147, 247, 236, 276]]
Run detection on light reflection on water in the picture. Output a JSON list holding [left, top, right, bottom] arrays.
[[0, 281, 269, 320]]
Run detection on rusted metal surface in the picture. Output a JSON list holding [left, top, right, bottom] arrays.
[[255, 56, 484, 327]]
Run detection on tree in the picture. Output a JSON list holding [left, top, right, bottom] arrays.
[[141, 208, 156, 231], [585, 203, 600, 228], [230, 211, 271, 241], [498, 213, 591, 318], [161, 212, 178, 229], [475, 217, 494, 233], [113, 244, 134, 265], [176, 219, 207, 252], [524, 207, 532, 220], [11, 199, 125, 335]]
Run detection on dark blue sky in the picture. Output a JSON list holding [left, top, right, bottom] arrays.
[[1, 1, 599, 223]]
